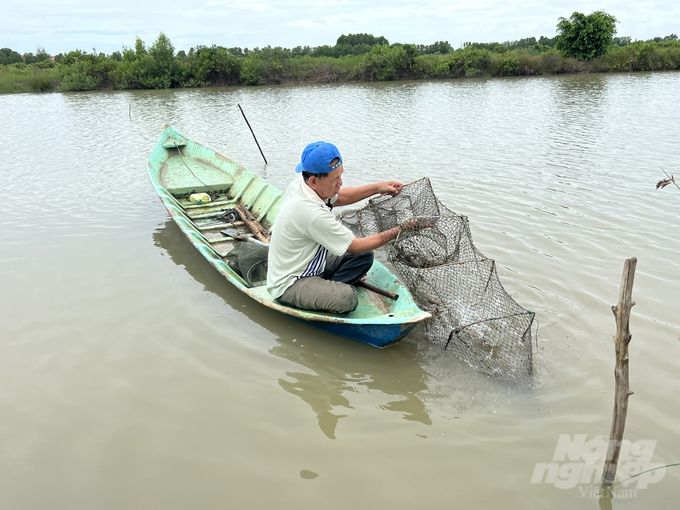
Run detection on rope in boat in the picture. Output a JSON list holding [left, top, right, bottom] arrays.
[[174, 142, 219, 200]]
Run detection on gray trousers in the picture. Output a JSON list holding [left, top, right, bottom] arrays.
[[278, 252, 373, 313]]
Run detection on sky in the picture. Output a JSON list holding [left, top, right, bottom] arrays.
[[4, 0, 679, 56]]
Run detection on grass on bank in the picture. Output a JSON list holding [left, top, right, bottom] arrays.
[[590, 40, 680, 71], [0, 63, 58, 93]]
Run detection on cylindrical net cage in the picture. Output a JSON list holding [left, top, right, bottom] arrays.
[[339, 177, 535, 379]]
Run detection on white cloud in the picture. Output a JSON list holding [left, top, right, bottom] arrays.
[[3, 0, 678, 54]]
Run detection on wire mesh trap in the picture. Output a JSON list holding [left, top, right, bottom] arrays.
[[226, 241, 269, 286], [339, 177, 535, 379]]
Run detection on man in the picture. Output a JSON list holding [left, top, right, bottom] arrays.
[[267, 140, 418, 314]]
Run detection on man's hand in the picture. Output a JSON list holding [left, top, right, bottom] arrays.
[[378, 181, 403, 196], [335, 181, 404, 207]]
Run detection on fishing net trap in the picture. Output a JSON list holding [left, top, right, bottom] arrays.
[[339, 178, 535, 379]]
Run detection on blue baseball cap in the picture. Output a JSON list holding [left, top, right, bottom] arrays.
[[295, 141, 343, 174]]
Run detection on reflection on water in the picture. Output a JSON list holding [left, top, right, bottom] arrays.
[[279, 368, 352, 440], [153, 220, 432, 439], [272, 337, 431, 439]]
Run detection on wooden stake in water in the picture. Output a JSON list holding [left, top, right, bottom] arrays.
[[601, 257, 637, 492], [238, 104, 268, 165]]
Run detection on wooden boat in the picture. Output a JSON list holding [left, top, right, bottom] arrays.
[[147, 124, 430, 347]]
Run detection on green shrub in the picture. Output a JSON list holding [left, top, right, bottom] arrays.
[[259, 46, 292, 84], [33, 60, 55, 70], [241, 54, 264, 85], [592, 42, 680, 72], [660, 44, 680, 69], [390, 44, 418, 77], [416, 54, 451, 78], [589, 55, 612, 72], [518, 52, 543, 75], [430, 60, 452, 78], [558, 56, 582, 73], [355, 44, 417, 81], [147, 32, 180, 87], [357, 45, 397, 80], [455, 47, 490, 77], [541, 51, 561, 73], [287, 55, 356, 82], [29, 74, 54, 92], [182, 45, 242, 86], [491, 51, 520, 76], [57, 51, 118, 91], [634, 42, 661, 70], [115, 34, 180, 89], [58, 59, 100, 91], [591, 45, 631, 71]]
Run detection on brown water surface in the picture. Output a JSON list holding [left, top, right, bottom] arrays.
[[1, 73, 679, 509]]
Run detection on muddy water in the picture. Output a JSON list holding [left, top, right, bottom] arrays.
[[1, 72, 679, 509]]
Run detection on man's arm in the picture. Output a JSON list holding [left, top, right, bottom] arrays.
[[334, 181, 403, 207], [346, 218, 432, 255], [346, 226, 401, 254]]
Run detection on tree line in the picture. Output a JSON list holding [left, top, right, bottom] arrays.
[[1, 11, 679, 94]]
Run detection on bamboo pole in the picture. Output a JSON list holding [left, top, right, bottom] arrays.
[[238, 104, 268, 165], [601, 257, 637, 491]]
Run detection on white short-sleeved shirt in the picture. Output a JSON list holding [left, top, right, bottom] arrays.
[[267, 177, 355, 299]]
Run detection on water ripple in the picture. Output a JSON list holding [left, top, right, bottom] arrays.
[[1, 72, 680, 509]]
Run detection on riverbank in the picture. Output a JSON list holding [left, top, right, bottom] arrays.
[[2, 40, 679, 94]]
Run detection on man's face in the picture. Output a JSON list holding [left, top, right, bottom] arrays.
[[310, 164, 343, 200]]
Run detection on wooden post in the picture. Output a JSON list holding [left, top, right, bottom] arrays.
[[601, 257, 637, 491]]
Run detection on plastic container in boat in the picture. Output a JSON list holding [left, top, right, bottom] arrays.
[[190, 193, 211, 205]]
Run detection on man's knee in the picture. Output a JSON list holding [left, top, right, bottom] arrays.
[[279, 276, 358, 313], [357, 251, 374, 273]]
